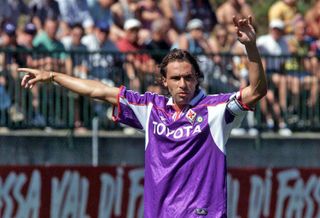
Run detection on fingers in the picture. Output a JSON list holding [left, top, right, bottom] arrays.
[[233, 15, 253, 27], [248, 15, 253, 26], [19, 68, 41, 89], [233, 16, 238, 27], [18, 68, 36, 74], [21, 74, 30, 87], [21, 74, 35, 89], [28, 78, 39, 87]]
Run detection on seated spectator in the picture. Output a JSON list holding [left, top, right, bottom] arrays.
[[62, 23, 89, 78], [28, 0, 61, 31], [310, 35, 320, 76], [55, 0, 94, 38], [285, 19, 318, 126], [208, 24, 239, 93], [81, 21, 119, 81], [17, 22, 46, 127], [144, 18, 172, 64], [0, 75, 11, 125], [175, 19, 212, 54], [17, 22, 38, 50], [0, 23, 26, 123], [33, 16, 67, 72], [111, 0, 138, 28], [174, 19, 214, 89], [189, 0, 217, 34], [89, 0, 114, 24], [0, 0, 29, 26], [257, 19, 292, 135], [305, 0, 320, 40], [159, 0, 190, 34], [137, 0, 162, 30], [216, 0, 253, 36], [268, 0, 302, 35], [32, 17, 70, 127], [82, 21, 122, 124], [89, 0, 123, 42], [136, 0, 163, 43], [116, 18, 155, 91], [61, 23, 89, 131]]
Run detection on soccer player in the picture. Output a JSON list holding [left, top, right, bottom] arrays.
[[19, 16, 266, 217]]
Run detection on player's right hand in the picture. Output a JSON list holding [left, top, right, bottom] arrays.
[[18, 68, 51, 89]]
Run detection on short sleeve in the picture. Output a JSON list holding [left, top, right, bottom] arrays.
[[112, 86, 165, 130]]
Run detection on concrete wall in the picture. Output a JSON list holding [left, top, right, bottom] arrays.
[[1, 130, 320, 167]]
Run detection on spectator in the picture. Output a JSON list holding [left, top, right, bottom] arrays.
[[144, 18, 172, 64], [82, 21, 119, 81], [257, 19, 291, 135], [209, 24, 235, 54], [268, 0, 302, 35], [174, 19, 214, 89], [136, 0, 163, 43], [89, 0, 114, 24], [189, 0, 217, 34], [0, 22, 27, 74], [0, 74, 11, 123], [110, 0, 139, 39], [285, 19, 318, 125], [0, 0, 29, 26], [62, 23, 89, 78], [82, 21, 122, 124], [17, 22, 46, 127], [159, 0, 190, 34], [18, 23, 38, 50], [55, 0, 94, 38], [216, 0, 253, 36], [0, 23, 25, 123], [208, 24, 239, 93], [210, 23, 244, 99], [62, 23, 90, 131], [89, 0, 123, 41], [176, 19, 212, 55], [33, 16, 67, 72], [305, 0, 320, 40], [116, 18, 155, 91], [137, 0, 163, 30], [28, 0, 60, 31]]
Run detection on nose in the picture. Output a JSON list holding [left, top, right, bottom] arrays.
[[178, 78, 187, 88]]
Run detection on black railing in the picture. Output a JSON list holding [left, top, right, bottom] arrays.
[[0, 49, 319, 132]]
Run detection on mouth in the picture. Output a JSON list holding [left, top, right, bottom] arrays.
[[178, 92, 188, 97]]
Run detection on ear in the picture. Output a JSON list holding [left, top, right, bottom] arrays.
[[162, 76, 168, 88]]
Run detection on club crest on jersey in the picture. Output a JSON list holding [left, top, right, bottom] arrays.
[[186, 109, 197, 124]]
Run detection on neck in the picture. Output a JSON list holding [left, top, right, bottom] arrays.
[[173, 103, 187, 112]]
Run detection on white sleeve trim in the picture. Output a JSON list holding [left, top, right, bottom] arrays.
[[119, 98, 152, 131], [208, 103, 247, 154]]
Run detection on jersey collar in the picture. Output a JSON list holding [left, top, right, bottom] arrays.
[[166, 89, 206, 107]]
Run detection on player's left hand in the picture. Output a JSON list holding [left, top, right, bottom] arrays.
[[233, 15, 256, 46]]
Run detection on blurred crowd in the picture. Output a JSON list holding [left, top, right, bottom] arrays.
[[1, 0, 320, 135]]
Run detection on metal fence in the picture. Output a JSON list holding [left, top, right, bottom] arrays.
[[0, 48, 319, 132]]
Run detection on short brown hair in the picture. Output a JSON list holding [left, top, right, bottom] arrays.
[[158, 49, 204, 90]]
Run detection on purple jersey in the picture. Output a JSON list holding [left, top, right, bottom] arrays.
[[113, 86, 248, 218]]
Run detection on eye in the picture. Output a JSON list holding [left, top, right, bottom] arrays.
[[171, 76, 180, 81], [184, 75, 195, 81]]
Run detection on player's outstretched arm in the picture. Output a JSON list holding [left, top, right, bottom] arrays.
[[233, 16, 267, 108], [18, 68, 120, 105]]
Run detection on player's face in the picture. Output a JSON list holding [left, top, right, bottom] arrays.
[[163, 61, 197, 109]]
